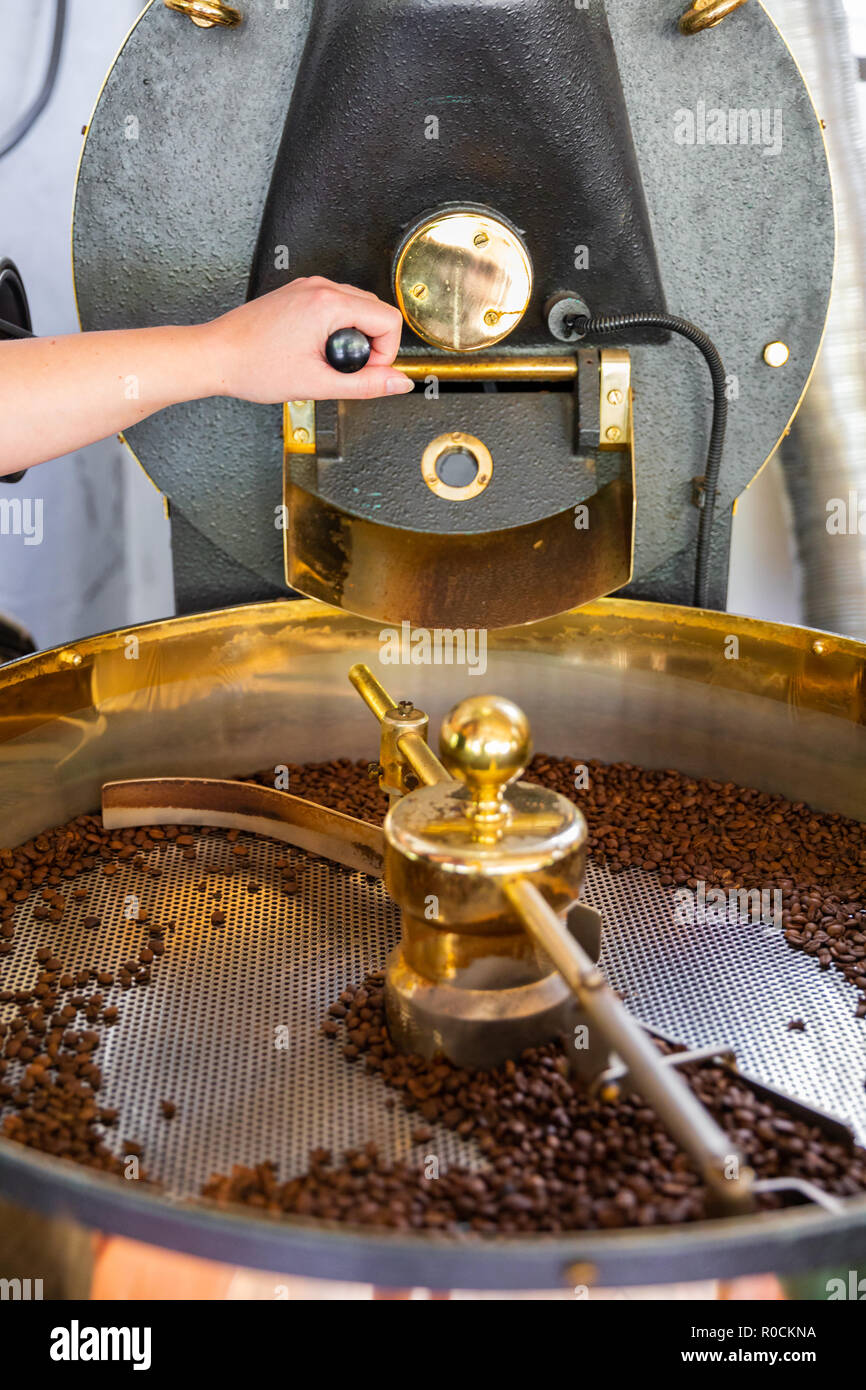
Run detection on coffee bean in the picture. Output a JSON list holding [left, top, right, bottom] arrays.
[[1, 752, 864, 1232]]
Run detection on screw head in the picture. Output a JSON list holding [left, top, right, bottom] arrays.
[[473, 231, 489, 247], [483, 309, 501, 327], [411, 283, 428, 301], [607, 388, 624, 406], [292, 427, 310, 444], [605, 425, 622, 442]]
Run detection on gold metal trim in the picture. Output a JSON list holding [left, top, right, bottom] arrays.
[[598, 349, 631, 450], [283, 399, 316, 454], [397, 355, 577, 383], [163, 0, 242, 27], [420, 431, 493, 502], [679, 0, 748, 34], [0, 597, 863, 757]]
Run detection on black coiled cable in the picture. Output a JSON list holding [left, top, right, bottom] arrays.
[[567, 312, 728, 609]]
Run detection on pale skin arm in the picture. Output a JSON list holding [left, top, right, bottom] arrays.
[[0, 277, 413, 476]]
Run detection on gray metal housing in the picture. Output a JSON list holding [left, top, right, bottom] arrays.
[[71, 0, 833, 616]]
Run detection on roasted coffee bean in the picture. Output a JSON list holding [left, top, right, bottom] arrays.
[[213, 971, 866, 1237], [1, 752, 864, 1231]]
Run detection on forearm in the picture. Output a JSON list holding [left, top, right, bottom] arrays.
[[0, 323, 214, 475], [0, 279, 410, 476]]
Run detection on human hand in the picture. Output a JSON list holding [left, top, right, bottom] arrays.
[[201, 276, 413, 403]]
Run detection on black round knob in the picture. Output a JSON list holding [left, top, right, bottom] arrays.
[[325, 327, 372, 373]]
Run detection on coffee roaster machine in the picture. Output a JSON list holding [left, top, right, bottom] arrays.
[[0, 0, 865, 1292]]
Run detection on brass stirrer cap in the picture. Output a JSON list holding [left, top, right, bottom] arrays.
[[439, 695, 531, 841]]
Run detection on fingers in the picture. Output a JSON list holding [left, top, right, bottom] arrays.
[[316, 363, 414, 401], [325, 296, 404, 366], [297, 276, 404, 366]]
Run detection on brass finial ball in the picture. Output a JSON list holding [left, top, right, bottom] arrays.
[[439, 694, 532, 796]]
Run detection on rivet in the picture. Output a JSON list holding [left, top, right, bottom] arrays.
[[292, 428, 310, 444], [483, 310, 501, 327], [58, 650, 83, 669], [763, 341, 790, 368], [473, 231, 489, 247]]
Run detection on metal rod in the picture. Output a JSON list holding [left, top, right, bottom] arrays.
[[349, 663, 450, 785], [396, 355, 578, 382], [396, 731, 451, 787], [503, 877, 754, 1211], [348, 663, 396, 722]]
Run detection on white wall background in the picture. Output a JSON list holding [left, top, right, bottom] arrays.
[[0, 0, 173, 651]]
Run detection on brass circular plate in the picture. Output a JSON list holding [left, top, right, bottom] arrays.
[[420, 432, 493, 502], [394, 209, 532, 352]]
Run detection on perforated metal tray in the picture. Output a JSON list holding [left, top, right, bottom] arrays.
[[3, 826, 866, 1290]]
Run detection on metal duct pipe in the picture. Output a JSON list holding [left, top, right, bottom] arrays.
[[762, 0, 866, 638]]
